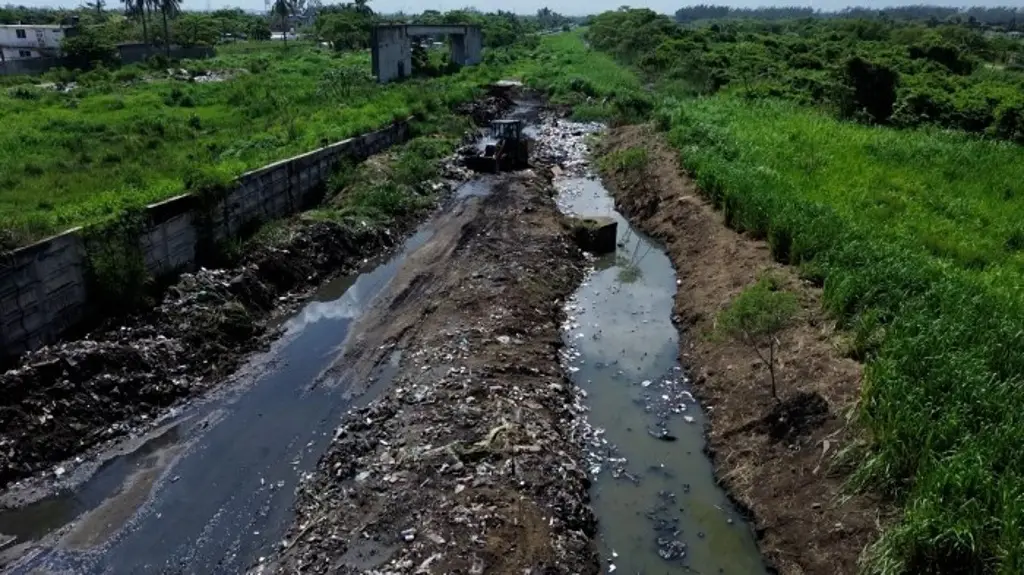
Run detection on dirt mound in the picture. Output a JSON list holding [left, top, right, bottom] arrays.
[[455, 90, 515, 127], [0, 220, 399, 489], [596, 125, 882, 575], [257, 175, 596, 575]]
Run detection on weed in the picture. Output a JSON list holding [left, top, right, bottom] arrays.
[[82, 210, 151, 315], [713, 273, 799, 401]]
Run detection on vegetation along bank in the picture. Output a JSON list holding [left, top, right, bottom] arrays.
[[556, 7, 1024, 575]]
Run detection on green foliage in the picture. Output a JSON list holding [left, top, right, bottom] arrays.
[[586, 9, 1024, 143], [323, 130, 459, 224], [838, 56, 900, 124], [0, 29, 539, 246], [508, 32, 646, 123], [82, 210, 151, 314], [565, 16, 1024, 569], [665, 94, 1024, 573], [714, 273, 798, 400], [314, 8, 374, 51], [173, 13, 221, 46], [61, 28, 118, 70]]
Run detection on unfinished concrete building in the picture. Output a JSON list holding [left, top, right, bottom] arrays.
[[371, 24, 482, 83]]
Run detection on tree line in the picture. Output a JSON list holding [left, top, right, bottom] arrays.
[[589, 8, 1024, 143], [674, 4, 1024, 30]]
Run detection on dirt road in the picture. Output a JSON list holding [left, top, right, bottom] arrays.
[[258, 172, 597, 574]]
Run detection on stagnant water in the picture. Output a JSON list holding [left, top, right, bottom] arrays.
[[551, 122, 767, 573], [0, 184, 481, 574]]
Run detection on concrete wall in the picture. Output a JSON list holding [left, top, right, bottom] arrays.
[[0, 120, 411, 359], [117, 44, 215, 65], [0, 45, 215, 76], [371, 26, 412, 84], [372, 24, 482, 83], [0, 56, 58, 76]]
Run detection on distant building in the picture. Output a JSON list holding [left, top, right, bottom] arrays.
[[0, 23, 78, 62]]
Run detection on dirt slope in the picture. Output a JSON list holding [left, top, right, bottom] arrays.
[[597, 125, 885, 575], [257, 173, 597, 575]]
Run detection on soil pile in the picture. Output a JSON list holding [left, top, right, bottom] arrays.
[[0, 220, 402, 489], [455, 84, 517, 127], [256, 174, 597, 575], [596, 125, 884, 575]]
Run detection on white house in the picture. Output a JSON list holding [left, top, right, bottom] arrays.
[[0, 24, 74, 61]]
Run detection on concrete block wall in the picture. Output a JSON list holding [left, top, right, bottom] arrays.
[[1, 120, 411, 358]]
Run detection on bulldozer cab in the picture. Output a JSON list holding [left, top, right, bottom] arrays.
[[490, 119, 523, 142]]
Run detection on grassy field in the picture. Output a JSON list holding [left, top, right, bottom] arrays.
[[662, 95, 1024, 573], [509, 32, 647, 121], [0, 42, 507, 248]]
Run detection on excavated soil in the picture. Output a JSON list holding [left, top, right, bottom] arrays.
[[256, 173, 597, 575], [596, 125, 886, 575], [0, 221, 401, 489]]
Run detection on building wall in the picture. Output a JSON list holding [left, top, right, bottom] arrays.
[[0, 56, 59, 76], [372, 25, 482, 83], [1, 47, 43, 60], [0, 120, 412, 359], [372, 26, 412, 84], [0, 26, 66, 54]]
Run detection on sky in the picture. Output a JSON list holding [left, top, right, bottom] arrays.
[[11, 0, 1024, 20]]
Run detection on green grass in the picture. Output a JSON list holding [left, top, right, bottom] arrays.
[[0, 42, 510, 248], [509, 31, 648, 122], [660, 94, 1024, 573]]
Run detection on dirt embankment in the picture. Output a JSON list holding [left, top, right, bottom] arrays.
[[597, 125, 884, 575], [257, 173, 597, 575]]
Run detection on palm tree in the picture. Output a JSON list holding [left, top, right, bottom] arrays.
[[352, 0, 372, 16], [157, 0, 178, 57], [122, 0, 150, 51], [272, 0, 293, 46]]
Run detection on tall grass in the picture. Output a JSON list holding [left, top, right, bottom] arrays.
[[0, 42, 509, 247], [511, 31, 649, 122], [659, 94, 1024, 573]]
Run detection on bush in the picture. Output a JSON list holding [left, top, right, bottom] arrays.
[[714, 273, 799, 401], [61, 29, 118, 70], [837, 56, 900, 124]]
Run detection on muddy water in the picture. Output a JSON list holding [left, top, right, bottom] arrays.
[[0, 185, 482, 574], [552, 124, 767, 573]]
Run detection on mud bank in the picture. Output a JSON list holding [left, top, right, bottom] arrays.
[[258, 173, 596, 574], [0, 93, 515, 493], [596, 125, 883, 574]]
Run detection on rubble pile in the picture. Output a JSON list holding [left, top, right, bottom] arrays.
[[261, 174, 598, 574], [0, 220, 397, 489]]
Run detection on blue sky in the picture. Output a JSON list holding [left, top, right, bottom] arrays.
[[13, 0, 1024, 18]]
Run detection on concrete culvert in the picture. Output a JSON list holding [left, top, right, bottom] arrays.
[[569, 216, 617, 254]]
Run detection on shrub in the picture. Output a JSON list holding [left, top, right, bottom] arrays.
[[61, 29, 118, 70], [714, 273, 799, 401], [837, 56, 900, 124]]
